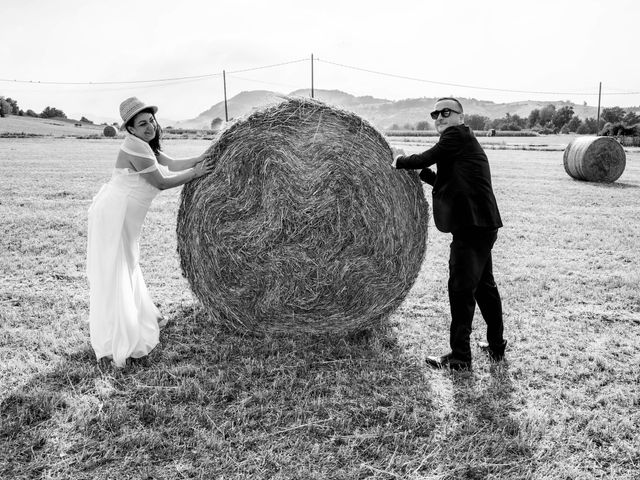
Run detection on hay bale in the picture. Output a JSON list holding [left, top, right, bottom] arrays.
[[103, 125, 118, 137], [177, 97, 429, 335], [563, 136, 626, 183]]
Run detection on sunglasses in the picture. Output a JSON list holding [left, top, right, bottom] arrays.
[[430, 108, 461, 120]]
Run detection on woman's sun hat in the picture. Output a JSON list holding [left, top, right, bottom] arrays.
[[119, 97, 158, 128]]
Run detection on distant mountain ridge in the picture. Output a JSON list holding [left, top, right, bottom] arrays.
[[175, 89, 602, 130]]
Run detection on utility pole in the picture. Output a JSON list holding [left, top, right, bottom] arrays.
[[223, 70, 229, 122], [596, 82, 602, 135], [311, 54, 314, 99]]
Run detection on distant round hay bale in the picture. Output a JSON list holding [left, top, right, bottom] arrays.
[[177, 97, 429, 335], [563, 136, 626, 183], [103, 125, 118, 137]]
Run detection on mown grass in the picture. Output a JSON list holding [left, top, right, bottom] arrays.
[[1, 138, 639, 479], [0, 115, 106, 137]]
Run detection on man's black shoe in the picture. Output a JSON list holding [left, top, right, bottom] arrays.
[[425, 353, 471, 371], [478, 339, 507, 362]]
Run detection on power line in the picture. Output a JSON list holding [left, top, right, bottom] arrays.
[[227, 58, 308, 75], [0, 72, 222, 86], [0, 58, 309, 86], [317, 58, 640, 97], [2, 55, 639, 98]]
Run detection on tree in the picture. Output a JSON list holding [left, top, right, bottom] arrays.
[[80, 116, 93, 124], [40, 106, 67, 119], [577, 117, 598, 134], [510, 114, 526, 128], [210, 117, 223, 131], [601, 106, 625, 124], [600, 121, 637, 136], [465, 114, 490, 130], [0, 96, 18, 116], [415, 120, 432, 131], [623, 110, 640, 126], [566, 115, 582, 133], [3, 97, 19, 115], [538, 105, 556, 127], [528, 109, 540, 128], [552, 106, 574, 131], [0, 98, 9, 117], [0, 97, 20, 115], [489, 113, 525, 131], [25, 109, 38, 117]]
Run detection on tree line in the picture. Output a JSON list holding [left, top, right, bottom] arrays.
[[1, 96, 69, 119], [392, 105, 640, 136], [466, 105, 640, 136]]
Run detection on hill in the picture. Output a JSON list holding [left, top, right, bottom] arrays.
[[175, 89, 602, 130], [0, 91, 609, 135]]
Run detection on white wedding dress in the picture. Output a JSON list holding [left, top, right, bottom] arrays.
[[87, 135, 163, 367]]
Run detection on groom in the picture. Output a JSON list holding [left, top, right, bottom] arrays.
[[393, 97, 506, 370]]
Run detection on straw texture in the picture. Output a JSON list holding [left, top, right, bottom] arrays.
[[177, 97, 429, 334], [563, 136, 626, 183], [103, 125, 117, 137]]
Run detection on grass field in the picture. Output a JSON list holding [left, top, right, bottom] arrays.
[[1, 137, 639, 479], [0, 116, 106, 137]]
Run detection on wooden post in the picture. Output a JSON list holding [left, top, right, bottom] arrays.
[[223, 70, 229, 122], [596, 82, 602, 135], [311, 54, 314, 99]]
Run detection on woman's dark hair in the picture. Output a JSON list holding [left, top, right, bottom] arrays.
[[125, 108, 163, 155]]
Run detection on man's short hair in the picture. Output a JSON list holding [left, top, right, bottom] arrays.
[[436, 97, 463, 113]]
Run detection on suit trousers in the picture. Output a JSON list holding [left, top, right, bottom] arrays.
[[447, 227, 503, 361]]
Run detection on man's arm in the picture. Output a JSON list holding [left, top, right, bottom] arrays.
[[419, 168, 436, 186], [393, 144, 439, 185], [394, 126, 461, 170], [391, 154, 436, 185], [395, 146, 438, 170]]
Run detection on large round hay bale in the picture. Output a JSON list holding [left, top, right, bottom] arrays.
[[177, 97, 429, 335], [563, 136, 626, 183], [103, 125, 118, 137]]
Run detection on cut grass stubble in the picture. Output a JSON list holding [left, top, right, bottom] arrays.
[[1, 138, 639, 479]]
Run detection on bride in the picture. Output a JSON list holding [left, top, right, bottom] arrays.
[[87, 97, 214, 368]]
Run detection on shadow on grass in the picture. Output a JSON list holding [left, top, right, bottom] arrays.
[[569, 179, 639, 189], [431, 362, 535, 478], [1, 305, 539, 478], [1, 304, 443, 478]]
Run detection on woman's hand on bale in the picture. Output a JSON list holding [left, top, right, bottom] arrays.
[[192, 159, 215, 179]]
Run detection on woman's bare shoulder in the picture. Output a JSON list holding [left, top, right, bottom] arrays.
[[115, 149, 156, 170], [115, 149, 133, 169]]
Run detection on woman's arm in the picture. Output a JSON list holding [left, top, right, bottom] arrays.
[[157, 151, 206, 171], [142, 160, 214, 190]]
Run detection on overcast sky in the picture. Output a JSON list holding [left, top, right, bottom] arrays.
[[2, 0, 638, 123]]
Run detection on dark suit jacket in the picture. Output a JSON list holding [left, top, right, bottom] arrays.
[[396, 124, 502, 233]]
